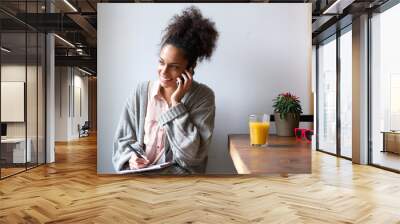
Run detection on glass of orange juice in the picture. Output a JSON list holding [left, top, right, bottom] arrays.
[[249, 114, 270, 146]]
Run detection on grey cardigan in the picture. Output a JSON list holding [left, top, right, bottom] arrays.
[[112, 80, 215, 174]]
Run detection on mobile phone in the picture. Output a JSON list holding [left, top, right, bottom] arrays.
[[176, 66, 194, 85], [188, 66, 195, 76], [176, 76, 184, 85]]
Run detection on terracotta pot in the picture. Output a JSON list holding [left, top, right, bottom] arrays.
[[274, 112, 300, 137]]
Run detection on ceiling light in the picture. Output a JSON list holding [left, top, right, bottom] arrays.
[[1, 47, 11, 53], [323, 0, 355, 14], [323, 0, 342, 14], [63, 0, 78, 12], [54, 34, 75, 48], [78, 67, 92, 76]]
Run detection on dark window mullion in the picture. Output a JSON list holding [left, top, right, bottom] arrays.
[[25, 0, 28, 171], [0, 27, 2, 179], [36, 1, 39, 167], [44, 23, 47, 164], [336, 29, 341, 157], [367, 11, 373, 165], [316, 45, 320, 151]]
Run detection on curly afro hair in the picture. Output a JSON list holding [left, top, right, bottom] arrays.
[[160, 6, 219, 69]]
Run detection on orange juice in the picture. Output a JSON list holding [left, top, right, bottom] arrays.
[[249, 122, 270, 145]]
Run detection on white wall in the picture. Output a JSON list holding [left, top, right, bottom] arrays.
[[55, 67, 89, 141], [72, 72, 89, 138], [98, 3, 312, 174], [1, 66, 26, 129], [55, 67, 69, 141]]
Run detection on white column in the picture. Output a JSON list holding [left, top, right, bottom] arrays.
[[312, 45, 317, 150], [45, 0, 56, 163], [46, 33, 55, 163], [352, 14, 369, 164]]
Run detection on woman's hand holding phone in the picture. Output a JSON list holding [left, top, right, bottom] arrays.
[[171, 68, 193, 106]]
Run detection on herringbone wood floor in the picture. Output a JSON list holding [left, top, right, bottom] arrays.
[[1, 134, 400, 223]]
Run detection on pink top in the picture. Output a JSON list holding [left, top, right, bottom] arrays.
[[144, 80, 169, 165]]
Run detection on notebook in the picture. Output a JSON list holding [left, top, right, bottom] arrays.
[[117, 162, 173, 174]]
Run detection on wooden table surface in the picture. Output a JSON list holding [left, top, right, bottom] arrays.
[[228, 134, 311, 174]]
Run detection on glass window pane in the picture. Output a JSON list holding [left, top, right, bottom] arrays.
[[340, 29, 352, 158], [1, 31, 27, 177], [371, 3, 400, 171], [27, 31, 38, 169], [318, 37, 337, 154], [0, 1, 46, 179]]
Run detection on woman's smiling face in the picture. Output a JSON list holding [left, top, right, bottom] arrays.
[[157, 44, 189, 88]]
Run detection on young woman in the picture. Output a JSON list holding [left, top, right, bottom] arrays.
[[113, 6, 219, 174]]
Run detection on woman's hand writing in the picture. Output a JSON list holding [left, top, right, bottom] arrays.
[[129, 153, 149, 169]]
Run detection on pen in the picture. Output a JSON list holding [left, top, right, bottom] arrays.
[[159, 163, 171, 168], [134, 150, 149, 162], [129, 145, 148, 161]]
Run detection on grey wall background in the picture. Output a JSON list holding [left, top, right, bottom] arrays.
[[98, 3, 312, 174], [54, 67, 89, 141]]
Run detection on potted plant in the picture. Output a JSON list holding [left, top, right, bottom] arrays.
[[272, 92, 303, 136]]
